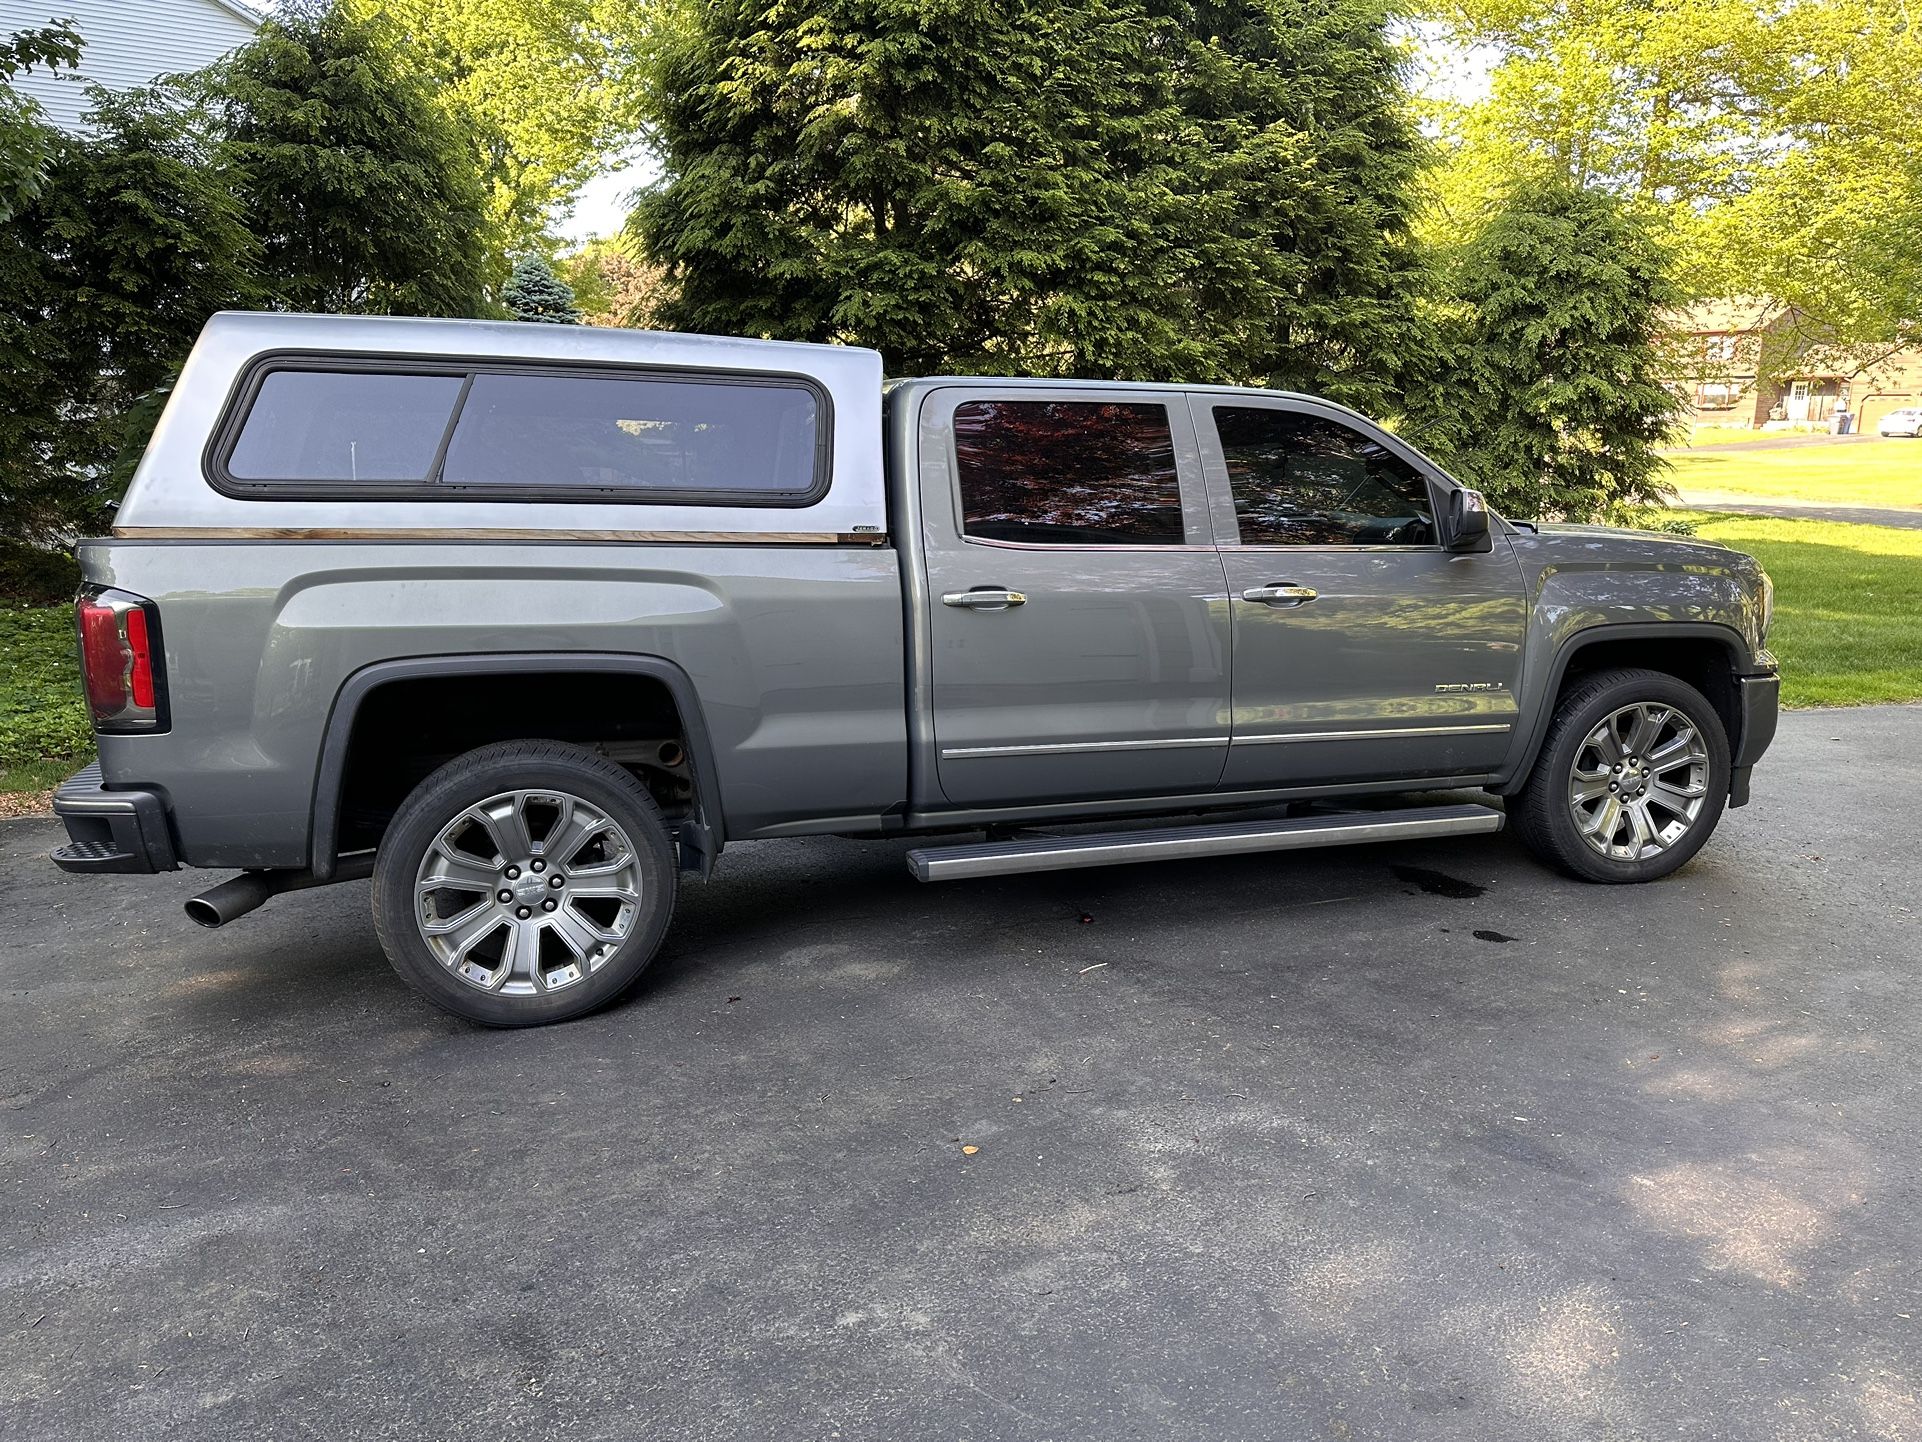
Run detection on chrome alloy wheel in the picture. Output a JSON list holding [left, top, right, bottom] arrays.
[[413, 789, 643, 996], [1568, 702, 1711, 862]]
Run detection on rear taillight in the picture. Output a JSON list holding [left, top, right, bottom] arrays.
[[76, 588, 164, 731]]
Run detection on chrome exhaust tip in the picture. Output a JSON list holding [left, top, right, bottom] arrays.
[[184, 872, 277, 928], [183, 852, 376, 928]]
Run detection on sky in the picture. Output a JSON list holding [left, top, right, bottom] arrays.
[[561, 153, 659, 246]]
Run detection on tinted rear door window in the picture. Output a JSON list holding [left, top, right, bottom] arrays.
[[953, 399, 1185, 545], [226, 370, 464, 483], [440, 372, 819, 496]]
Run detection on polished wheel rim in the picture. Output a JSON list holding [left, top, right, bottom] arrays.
[[1568, 703, 1710, 862], [414, 789, 642, 995]]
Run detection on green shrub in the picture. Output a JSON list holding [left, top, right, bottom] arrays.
[[0, 604, 92, 773], [1612, 509, 1698, 536], [0, 538, 80, 604]]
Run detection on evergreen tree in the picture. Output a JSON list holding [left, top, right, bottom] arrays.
[[1174, 1, 1430, 407], [203, 0, 488, 316], [633, 0, 1424, 400], [1, 20, 80, 222], [1402, 183, 1681, 521], [1, 89, 255, 541], [502, 253, 582, 323]]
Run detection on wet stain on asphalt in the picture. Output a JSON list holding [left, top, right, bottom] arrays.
[[1390, 865, 1488, 900]]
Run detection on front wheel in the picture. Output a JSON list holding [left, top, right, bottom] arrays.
[[1509, 668, 1730, 883], [371, 740, 678, 1026]]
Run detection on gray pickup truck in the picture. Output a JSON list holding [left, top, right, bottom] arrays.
[[51, 313, 1779, 1025]]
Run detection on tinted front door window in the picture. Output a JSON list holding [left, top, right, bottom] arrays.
[[1214, 407, 1434, 546]]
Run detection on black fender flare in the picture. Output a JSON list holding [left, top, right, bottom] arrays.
[[1494, 621, 1753, 794], [308, 652, 725, 878]]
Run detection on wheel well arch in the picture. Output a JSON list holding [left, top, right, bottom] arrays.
[[309, 653, 724, 878], [1499, 624, 1750, 794]]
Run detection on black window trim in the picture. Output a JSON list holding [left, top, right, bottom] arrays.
[[1205, 397, 1450, 552], [205, 348, 836, 508], [946, 393, 1203, 551]]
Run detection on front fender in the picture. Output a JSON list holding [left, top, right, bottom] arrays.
[[1496, 527, 1770, 787]]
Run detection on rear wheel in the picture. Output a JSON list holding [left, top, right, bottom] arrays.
[[372, 740, 677, 1026], [1510, 668, 1730, 883]]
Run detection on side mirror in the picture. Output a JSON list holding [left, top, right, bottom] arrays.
[[1443, 488, 1492, 552]]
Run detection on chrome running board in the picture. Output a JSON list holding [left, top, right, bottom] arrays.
[[905, 803, 1503, 882]]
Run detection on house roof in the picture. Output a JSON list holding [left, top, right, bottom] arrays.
[[204, 0, 264, 25]]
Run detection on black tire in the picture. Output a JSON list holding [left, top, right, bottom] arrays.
[[372, 740, 678, 1026], [1509, 667, 1730, 884]]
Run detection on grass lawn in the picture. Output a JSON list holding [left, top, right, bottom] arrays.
[[1680, 511, 1922, 707], [1, 605, 91, 793], [1678, 421, 1826, 448], [1666, 438, 1922, 510]]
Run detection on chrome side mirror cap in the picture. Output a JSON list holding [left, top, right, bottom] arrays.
[[1444, 488, 1493, 552]]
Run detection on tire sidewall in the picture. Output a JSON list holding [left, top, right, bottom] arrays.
[[373, 744, 678, 1027], [1538, 673, 1731, 883]]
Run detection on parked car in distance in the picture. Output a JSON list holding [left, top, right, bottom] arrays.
[[51, 313, 1781, 1026], [1876, 408, 1922, 437]]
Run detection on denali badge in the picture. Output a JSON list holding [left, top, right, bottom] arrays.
[[1436, 682, 1506, 693]]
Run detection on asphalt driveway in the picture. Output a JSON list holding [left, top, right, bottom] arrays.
[[3, 707, 1919, 1441]]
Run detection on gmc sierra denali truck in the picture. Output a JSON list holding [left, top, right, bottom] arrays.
[[50, 313, 1780, 1026]]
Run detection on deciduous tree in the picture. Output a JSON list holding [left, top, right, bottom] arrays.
[[1420, 0, 1922, 355], [1697, 0, 1922, 356], [349, 0, 657, 259], [560, 237, 669, 328]]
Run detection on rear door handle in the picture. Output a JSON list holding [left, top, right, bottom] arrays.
[[1240, 583, 1319, 606], [943, 587, 1027, 611]]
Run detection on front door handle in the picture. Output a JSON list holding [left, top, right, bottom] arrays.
[[943, 587, 1027, 611], [1240, 583, 1319, 607]]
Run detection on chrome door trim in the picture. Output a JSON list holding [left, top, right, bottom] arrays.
[[959, 536, 1221, 554], [1233, 722, 1513, 745], [942, 735, 1232, 760]]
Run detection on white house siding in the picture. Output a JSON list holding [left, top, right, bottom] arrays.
[[0, 0, 259, 133]]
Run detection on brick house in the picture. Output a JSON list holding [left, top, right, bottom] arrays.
[[1670, 297, 1922, 432]]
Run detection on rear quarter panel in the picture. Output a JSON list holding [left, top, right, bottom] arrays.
[[83, 540, 905, 868]]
